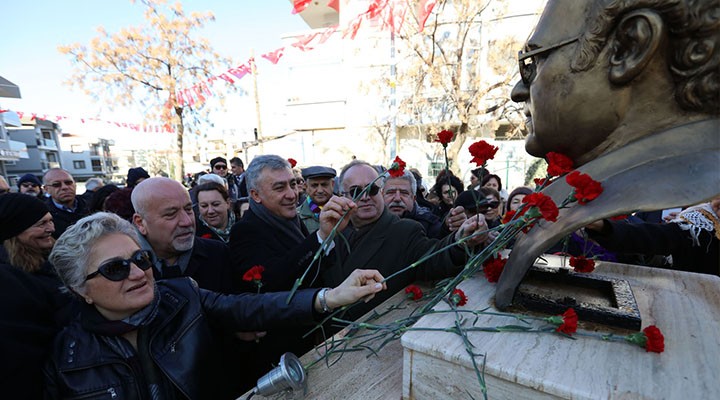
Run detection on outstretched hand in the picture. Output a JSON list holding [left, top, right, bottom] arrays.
[[444, 206, 467, 232], [318, 195, 356, 240], [324, 269, 387, 310], [454, 213, 489, 246]]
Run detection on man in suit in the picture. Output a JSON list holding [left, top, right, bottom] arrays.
[[228, 155, 342, 385], [43, 168, 89, 238], [496, 0, 720, 307], [320, 160, 488, 322]]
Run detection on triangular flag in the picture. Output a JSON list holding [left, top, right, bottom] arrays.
[[292, 0, 312, 14], [418, 0, 437, 32], [218, 73, 235, 84], [317, 27, 337, 44], [343, 17, 363, 40], [228, 64, 251, 80], [327, 0, 340, 13], [261, 48, 285, 64]]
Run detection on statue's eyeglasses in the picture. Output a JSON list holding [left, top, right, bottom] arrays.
[[518, 36, 580, 85]]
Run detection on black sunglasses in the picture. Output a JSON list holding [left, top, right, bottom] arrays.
[[213, 164, 227, 170], [343, 184, 380, 199], [85, 250, 154, 282], [480, 201, 501, 212]]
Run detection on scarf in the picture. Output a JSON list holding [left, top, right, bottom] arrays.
[[671, 202, 720, 246], [307, 196, 322, 214], [80, 283, 161, 336], [199, 210, 236, 243], [249, 200, 306, 245]]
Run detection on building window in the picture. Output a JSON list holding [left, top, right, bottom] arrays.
[[73, 160, 86, 169], [91, 159, 102, 172]]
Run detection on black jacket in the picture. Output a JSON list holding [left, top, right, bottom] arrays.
[[44, 278, 320, 400], [45, 197, 89, 239]]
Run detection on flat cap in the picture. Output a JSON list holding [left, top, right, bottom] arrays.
[[302, 166, 337, 180]]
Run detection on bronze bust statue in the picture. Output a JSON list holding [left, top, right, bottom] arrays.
[[496, 0, 720, 308]]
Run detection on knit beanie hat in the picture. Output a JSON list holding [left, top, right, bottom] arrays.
[[17, 173, 42, 188], [0, 193, 50, 241], [127, 167, 150, 187], [210, 157, 228, 169]]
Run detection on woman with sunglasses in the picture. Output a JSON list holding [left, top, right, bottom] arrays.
[[0, 193, 77, 399], [45, 212, 386, 399]]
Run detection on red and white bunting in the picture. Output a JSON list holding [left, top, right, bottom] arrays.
[[261, 47, 285, 64]]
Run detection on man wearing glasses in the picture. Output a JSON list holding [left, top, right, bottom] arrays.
[[496, 0, 720, 308], [43, 168, 89, 238], [320, 160, 489, 322], [17, 174, 43, 198]]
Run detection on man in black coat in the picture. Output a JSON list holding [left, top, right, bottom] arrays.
[[320, 160, 489, 322], [229, 155, 340, 385], [42, 168, 89, 238]]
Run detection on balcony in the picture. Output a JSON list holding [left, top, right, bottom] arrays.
[[37, 138, 58, 150]]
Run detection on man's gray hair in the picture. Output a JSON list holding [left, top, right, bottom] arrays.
[[245, 155, 291, 192], [50, 212, 140, 294], [338, 160, 381, 189], [382, 170, 417, 194]]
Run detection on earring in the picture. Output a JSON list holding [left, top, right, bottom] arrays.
[[84, 297, 93, 305]]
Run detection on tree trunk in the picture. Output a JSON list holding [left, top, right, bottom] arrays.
[[174, 106, 184, 181]]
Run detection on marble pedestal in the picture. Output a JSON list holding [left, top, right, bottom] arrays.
[[402, 258, 720, 399]]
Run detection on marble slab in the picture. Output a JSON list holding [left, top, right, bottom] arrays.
[[402, 258, 720, 399]]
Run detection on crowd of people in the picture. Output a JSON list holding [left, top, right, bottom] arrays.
[[0, 154, 717, 399]]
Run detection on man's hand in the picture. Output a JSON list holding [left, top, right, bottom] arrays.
[[444, 206, 467, 232], [318, 195, 356, 240], [454, 213, 489, 246], [317, 269, 387, 312]]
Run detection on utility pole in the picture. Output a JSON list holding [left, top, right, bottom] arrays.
[[389, 32, 398, 159], [250, 49, 264, 153]]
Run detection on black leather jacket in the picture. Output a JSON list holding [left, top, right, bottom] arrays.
[[44, 278, 318, 399]]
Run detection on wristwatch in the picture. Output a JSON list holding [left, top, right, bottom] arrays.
[[318, 287, 333, 313]]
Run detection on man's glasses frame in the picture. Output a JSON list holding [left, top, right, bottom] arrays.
[[342, 184, 381, 199], [213, 164, 228, 170], [518, 36, 580, 85], [85, 250, 154, 282]]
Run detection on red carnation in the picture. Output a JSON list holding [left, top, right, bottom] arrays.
[[501, 210, 516, 224], [483, 255, 507, 283], [546, 152, 574, 177], [626, 325, 665, 353], [450, 288, 468, 307], [468, 140, 499, 167], [566, 171, 603, 205], [522, 192, 559, 222], [288, 158, 297, 168], [642, 326, 665, 353], [557, 308, 578, 334], [435, 130, 454, 147], [610, 214, 628, 221], [201, 233, 213, 239], [388, 155, 406, 178], [534, 177, 553, 187], [570, 256, 595, 273], [405, 285, 423, 301], [243, 265, 265, 282]]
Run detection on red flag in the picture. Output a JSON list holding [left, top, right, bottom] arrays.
[[418, 0, 437, 32], [292, 32, 319, 51], [228, 64, 251, 80], [292, 0, 312, 14], [261, 48, 285, 64], [366, 0, 387, 20], [217, 73, 235, 83], [327, 0, 339, 12], [17, 111, 24, 119], [176, 90, 186, 107], [343, 16, 363, 40], [317, 27, 337, 44]]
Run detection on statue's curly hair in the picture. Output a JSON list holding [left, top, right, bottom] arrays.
[[572, 0, 720, 114]]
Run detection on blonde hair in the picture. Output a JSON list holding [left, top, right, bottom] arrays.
[[4, 236, 53, 273]]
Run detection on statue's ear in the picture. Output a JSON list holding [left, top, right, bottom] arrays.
[[608, 10, 665, 85]]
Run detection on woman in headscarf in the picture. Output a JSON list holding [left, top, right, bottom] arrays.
[[44, 212, 385, 399]]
